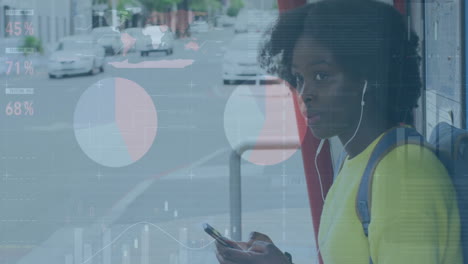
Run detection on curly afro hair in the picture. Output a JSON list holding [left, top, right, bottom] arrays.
[[259, 0, 422, 126]]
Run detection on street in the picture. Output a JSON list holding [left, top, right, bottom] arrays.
[[0, 26, 317, 264]]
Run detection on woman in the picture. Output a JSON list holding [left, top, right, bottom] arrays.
[[215, 0, 462, 263]]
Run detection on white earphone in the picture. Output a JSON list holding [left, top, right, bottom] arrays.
[[315, 80, 368, 202]]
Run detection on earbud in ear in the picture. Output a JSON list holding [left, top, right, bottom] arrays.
[[361, 80, 368, 107], [362, 80, 368, 95]]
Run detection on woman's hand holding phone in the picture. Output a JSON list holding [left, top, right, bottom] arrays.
[[215, 231, 291, 264]]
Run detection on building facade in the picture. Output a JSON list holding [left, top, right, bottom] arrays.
[[0, 0, 92, 47]]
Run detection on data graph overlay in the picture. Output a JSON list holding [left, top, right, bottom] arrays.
[[74, 78, 158, 167], [224, 82, 304, 166]]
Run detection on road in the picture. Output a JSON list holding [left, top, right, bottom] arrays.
[[245, 0, 277, 9], [0, 26, 316, 264]]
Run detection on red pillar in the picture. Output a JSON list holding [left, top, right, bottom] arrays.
[[277, 1, 334, 264], [394, 0, 406, 15], [292, 93, 333, 264], [277, 0, 306, 11]]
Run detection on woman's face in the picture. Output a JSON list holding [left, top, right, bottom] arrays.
[[291, 36, 364, 139]]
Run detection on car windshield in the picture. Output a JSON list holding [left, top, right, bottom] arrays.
[[125, 28, 143, 36], [92, 28, 119, 39], [92, 27, 118, 34], [229, 35, 262, 51], [57, 39, 94, 50]]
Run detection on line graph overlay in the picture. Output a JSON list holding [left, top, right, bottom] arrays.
[[81, 221, 217, 264]]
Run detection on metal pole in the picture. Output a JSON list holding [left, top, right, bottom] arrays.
[[229, 149, 242, 241], [229, 139, 301, 241], [111, 0, 117, 29]]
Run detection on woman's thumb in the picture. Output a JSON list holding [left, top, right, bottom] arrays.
[[249, 231, 273, 243]]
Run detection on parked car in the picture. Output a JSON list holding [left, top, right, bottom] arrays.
[[218, 15, 236, 27], [190, 20, 210, 33], [91, 27, 122, 55], [122, 27, 143, 53], [223, 33, 278, 85], [138, 25, 174, 56], [234, 12, 249, 33], [235, 10, 277, 34], [48, 35, 105, 78]]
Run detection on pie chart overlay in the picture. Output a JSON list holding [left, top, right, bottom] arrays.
[[74, 78, 158, 167], [224, 81, 304, 166]]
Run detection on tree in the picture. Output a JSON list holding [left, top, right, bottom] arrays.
[[140, 0, 181, 12], [117, 0, 139, 10], [92, 0, 139, 9], [226, 0, 244, 17], [117, 0, 137, 25], [189, 0, 222, 12]]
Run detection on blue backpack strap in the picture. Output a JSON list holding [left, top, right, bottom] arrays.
[[356, 127, 425, 264]]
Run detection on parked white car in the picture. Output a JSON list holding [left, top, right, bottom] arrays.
[[234, 13, 249, 33], [190, 20, 210, 33], [235, 10, 277, 34], [138, 25, 174, 56], [48, 36, 105, 79], [92, 27, 122, 55], [122, 27, 142, 53], [223, 33, 277, 85], [218, 15, 235, 27]]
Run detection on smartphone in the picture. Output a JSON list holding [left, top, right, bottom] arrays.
[[203, 223, 235, 248]]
